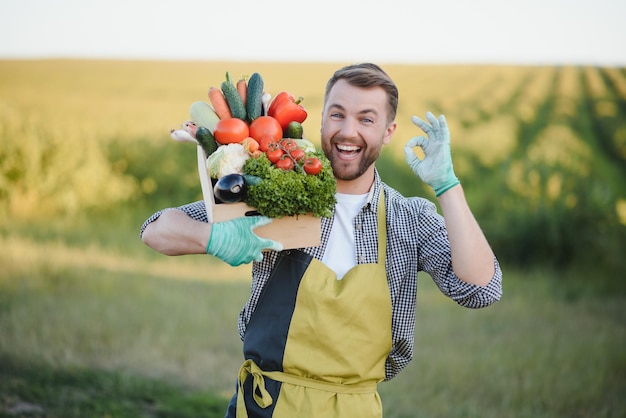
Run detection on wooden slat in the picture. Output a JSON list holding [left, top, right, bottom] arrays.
[[213, 202, 321, 249]]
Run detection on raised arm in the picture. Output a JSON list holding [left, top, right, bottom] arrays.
[[404, 112, 496, 286], [436, 185, 495, 285]]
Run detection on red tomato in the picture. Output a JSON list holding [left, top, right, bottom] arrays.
[[290, 148, 305, 162], [213, 118, 250, 144], [258, 136, 278, 152], [266, 148, 284, 164], [275, 157, 294, 171], [303, 157, 322, 175], [279, 138, 298, 152], [249, 116, 283, 142]]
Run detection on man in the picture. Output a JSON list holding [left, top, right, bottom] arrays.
[[141, 63, 502, 417]]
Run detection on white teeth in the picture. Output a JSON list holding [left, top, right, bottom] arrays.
[[337, 144, 360, 151]]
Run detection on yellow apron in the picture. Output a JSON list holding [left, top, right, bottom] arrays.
[[229, 194, 391, 418]]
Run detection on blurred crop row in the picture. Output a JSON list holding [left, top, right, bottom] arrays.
[[1, 60, 624, 274]]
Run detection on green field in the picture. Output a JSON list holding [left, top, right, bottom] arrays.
[[1, 230, 623, 417], [1, 60, 625, 417]]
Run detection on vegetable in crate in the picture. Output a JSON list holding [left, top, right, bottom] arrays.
[[243, 152, 336, 218], [213, 118, 250, 144], [206, 143, 250, 179], [221, 75, 247, 120], [246, 72, 264, 123], [207, 87, 232, 120], [284, 121, 304, 139], [268, 91, 308, 130], [189, 101, 220, 132], [214, 173, 247, 203], [195, 126, 218, 156]]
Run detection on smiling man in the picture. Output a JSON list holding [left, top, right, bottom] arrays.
[[140, 62, 503, 418], [321, 76, 395, 190]]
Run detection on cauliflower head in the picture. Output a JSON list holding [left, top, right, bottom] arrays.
[[206, 143, 250, 179]]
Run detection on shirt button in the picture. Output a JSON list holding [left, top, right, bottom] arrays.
[[357, 255, 364, 263], [355, 223, 362, 231]]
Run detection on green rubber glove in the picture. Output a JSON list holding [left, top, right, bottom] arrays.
[[206, 216, 283, 266], [404, 112, 460, 197]]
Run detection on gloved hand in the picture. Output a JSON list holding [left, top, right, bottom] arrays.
[[206, 216, 283, 266], [404, 112, 460, 197]]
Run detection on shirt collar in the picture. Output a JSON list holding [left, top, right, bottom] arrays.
[[363, 169, 382, 213]]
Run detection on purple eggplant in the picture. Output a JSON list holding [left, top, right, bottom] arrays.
[[213, 173, 247, 203]]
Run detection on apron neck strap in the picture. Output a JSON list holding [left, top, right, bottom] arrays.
[[377, 191, 386, 265]]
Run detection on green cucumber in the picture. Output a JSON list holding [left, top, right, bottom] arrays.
[[196, 126, 218, 156], [189, 101, 220, 132], [246, 72, 264, 123], [221, 80, 247, 120], [285, 121, 304, 139]]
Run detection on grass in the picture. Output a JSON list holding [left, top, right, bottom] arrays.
[[379, 271, 625, 417], [0, 357, 228, 418], [0, 236, 250, 394], [1, 221, 624, 417]]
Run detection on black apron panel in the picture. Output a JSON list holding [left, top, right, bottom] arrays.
[[230, 250, 312, 418], [243, 249, 313, 371]]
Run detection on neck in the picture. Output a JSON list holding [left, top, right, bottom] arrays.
[[335, 168, 375, 195]]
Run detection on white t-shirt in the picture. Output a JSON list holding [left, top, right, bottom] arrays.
[[322, 192, 369, 279]]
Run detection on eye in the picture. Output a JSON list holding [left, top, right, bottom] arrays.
[[330, 112, 343, 119]]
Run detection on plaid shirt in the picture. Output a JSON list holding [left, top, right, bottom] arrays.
[[140, 169, 503, 380]]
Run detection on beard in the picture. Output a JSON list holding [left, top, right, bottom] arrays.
[[322, 139, 382, 181]]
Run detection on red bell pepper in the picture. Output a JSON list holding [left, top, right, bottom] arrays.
[[268, 91, 308, 131]]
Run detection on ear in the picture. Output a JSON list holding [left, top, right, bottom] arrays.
[[382, 121, 397, 145]]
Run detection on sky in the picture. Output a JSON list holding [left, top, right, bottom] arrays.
[[0, 0, 624, 66]]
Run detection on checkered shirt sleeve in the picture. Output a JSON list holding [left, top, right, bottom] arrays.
[[139, 201, 208, 239]]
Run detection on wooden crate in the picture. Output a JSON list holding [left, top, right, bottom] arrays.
[[198, 146, 321, 249], [213, 203, 321, 249]]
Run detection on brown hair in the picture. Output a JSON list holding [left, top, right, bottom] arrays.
[[324, 63, 399, 123]]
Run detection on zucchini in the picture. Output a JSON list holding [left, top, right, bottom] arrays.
[[189, 101, 220, 132], [196, 126, 218, 156], [246, 72, 264, 123], [221, 80, 247, 120]]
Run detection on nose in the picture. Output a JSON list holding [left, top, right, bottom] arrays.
[[338, 117, 359, 139]]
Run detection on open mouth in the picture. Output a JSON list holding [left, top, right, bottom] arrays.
[[335, 143, 362, 160]]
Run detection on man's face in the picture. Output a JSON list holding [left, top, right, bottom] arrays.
[[321, 79, 395, 183]]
